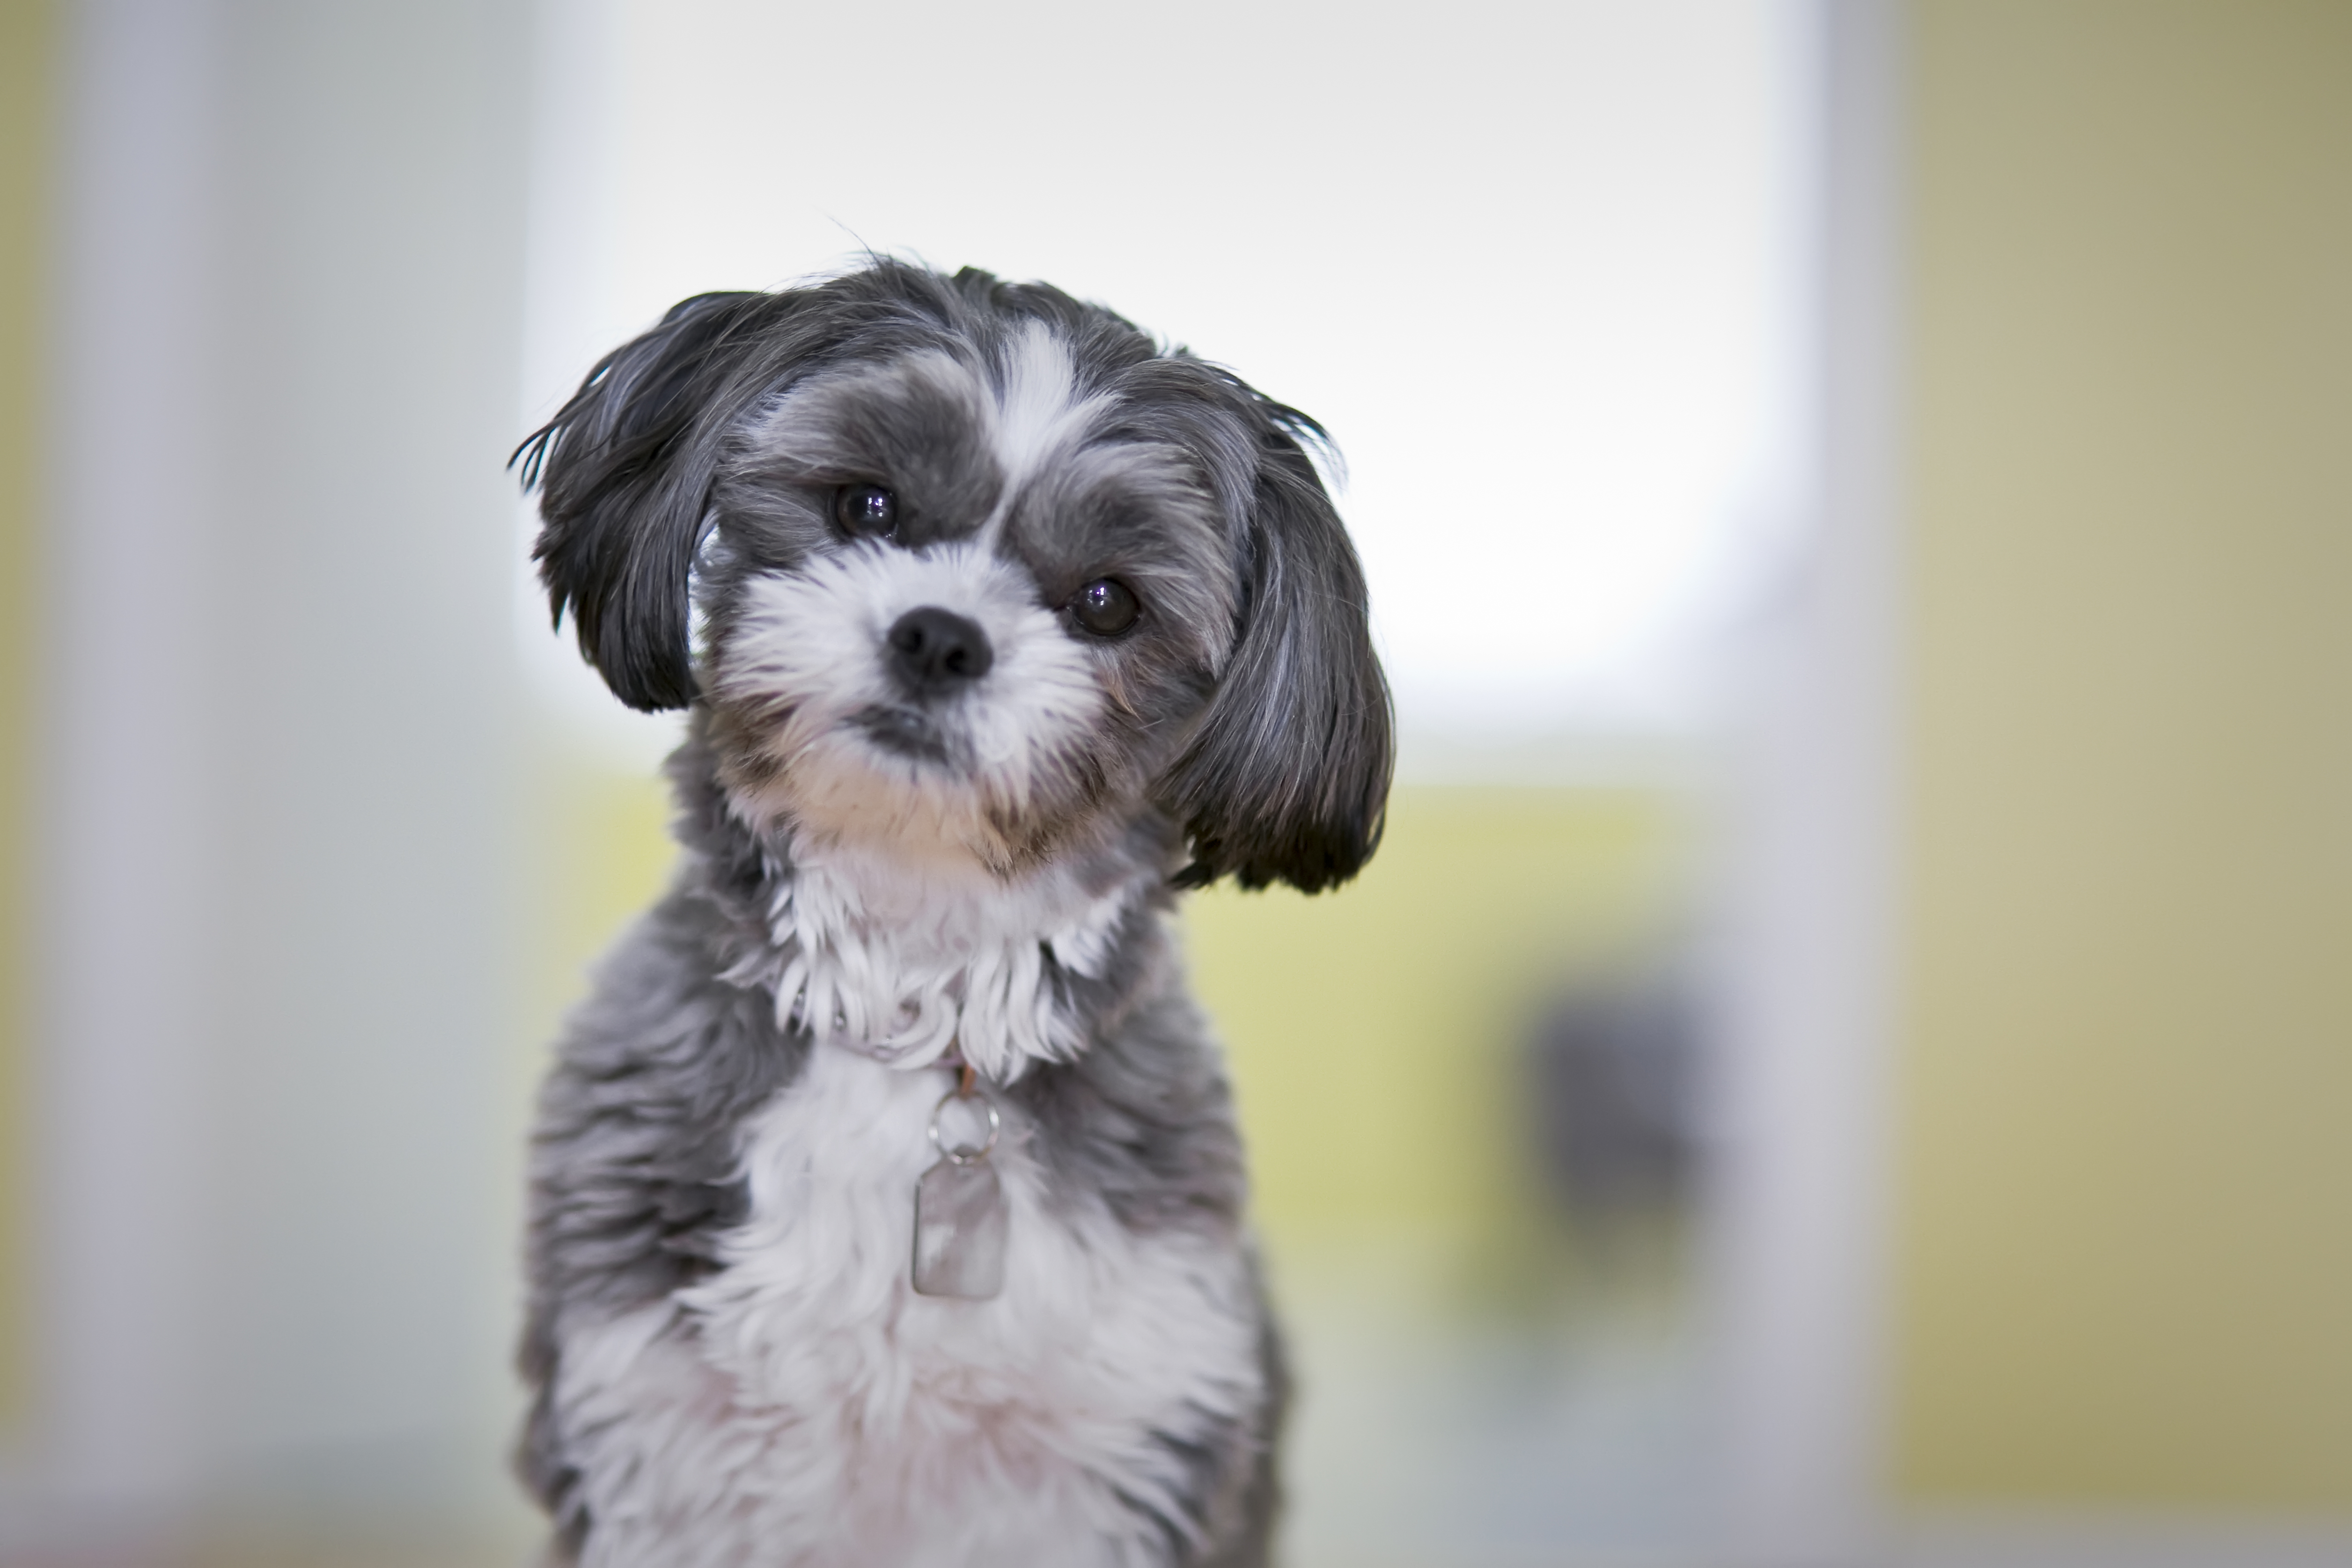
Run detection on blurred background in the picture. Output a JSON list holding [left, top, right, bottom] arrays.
[[1, 1, 2347, 1565]]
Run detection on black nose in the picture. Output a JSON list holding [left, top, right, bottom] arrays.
[[887, 607, 994, 694]]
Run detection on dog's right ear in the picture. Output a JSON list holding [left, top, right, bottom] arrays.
[[515, 292, 788, 711]]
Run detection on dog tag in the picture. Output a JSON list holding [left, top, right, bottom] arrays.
[[912, 1085, 1006, 1299], [913, 1156, 1007, 1298]]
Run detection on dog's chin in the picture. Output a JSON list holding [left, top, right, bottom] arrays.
[[724, 711, 1096, 879], [848, 704, 954, 767]]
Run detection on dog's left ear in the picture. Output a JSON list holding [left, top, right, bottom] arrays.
[[1156, 411, 1395, 894], [515, 291, 794, 711]]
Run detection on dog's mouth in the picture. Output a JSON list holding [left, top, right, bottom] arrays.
[[851, 704, 955, 765]]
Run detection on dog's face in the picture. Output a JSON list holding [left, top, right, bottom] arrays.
[[699, 323, 1242, 875], [522, 264, 1390, 892]]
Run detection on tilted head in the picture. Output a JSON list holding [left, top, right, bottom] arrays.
[[519, 262, 1391, 893]]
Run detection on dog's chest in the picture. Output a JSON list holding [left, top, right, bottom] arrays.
[[559, 1045, 1262, 1568]]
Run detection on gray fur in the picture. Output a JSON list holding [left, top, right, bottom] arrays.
[[514, 262, 1389, 1565]]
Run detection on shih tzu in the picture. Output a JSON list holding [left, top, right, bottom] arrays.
[[514, 260, 1391, 1568]]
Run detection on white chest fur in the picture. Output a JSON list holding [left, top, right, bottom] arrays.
[[741, 835, 1141, 1082], [552, 1045, 1263, 1568]]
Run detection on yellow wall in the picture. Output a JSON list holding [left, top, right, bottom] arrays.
[[0, 0, 52, 1432], [522, 750, 681, 1057], [1895, 0, 2352, 1509], [1188, 787, 1690, 1262]]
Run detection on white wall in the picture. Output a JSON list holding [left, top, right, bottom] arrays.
[[18, 0, 538, 1546], [1707, 0, 1903, 1560]]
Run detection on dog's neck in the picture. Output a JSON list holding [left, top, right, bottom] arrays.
[[688, 803, 1158, 1088], [669, 720, 1176, 1080], [761, 828, 1145, 1079]]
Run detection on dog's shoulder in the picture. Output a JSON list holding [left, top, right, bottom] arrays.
[[1017, 976, 1253, 1239], [527, 869, 808, 1322]]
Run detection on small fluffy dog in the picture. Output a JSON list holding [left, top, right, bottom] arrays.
[[514, 261, 1391, 1568]]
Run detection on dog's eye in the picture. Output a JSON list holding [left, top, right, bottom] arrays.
[[1070, 578, 1141, 637], [833, 483, 897, 537]]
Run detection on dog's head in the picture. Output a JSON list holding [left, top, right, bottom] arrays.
[[519, 263, 1390, 892]]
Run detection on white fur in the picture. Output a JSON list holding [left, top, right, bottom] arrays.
[[553, 1044, 1264, 1568], [988, 322, 1114, 499], [713, 542, 1104, 860], [727, 835, 1140, 1079]]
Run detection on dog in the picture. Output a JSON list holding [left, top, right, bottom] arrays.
[[514, 260, 1392, 1568]]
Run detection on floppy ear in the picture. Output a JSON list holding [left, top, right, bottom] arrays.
[[1155, 414, 1395, 893], [514, 292, 788, 711]]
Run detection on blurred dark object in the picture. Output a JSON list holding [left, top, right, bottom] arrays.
[[1525, 966, 1700, 1222]]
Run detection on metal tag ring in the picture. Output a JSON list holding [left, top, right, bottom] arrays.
[[929, 1089, 1000, 1165]]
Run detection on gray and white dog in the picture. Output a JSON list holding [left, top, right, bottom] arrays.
[[514, 261, 1391, 1568]]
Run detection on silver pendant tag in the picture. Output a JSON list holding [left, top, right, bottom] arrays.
[[913, 1157, 1007, 1298], [912, 1084, 1006, 1299]]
